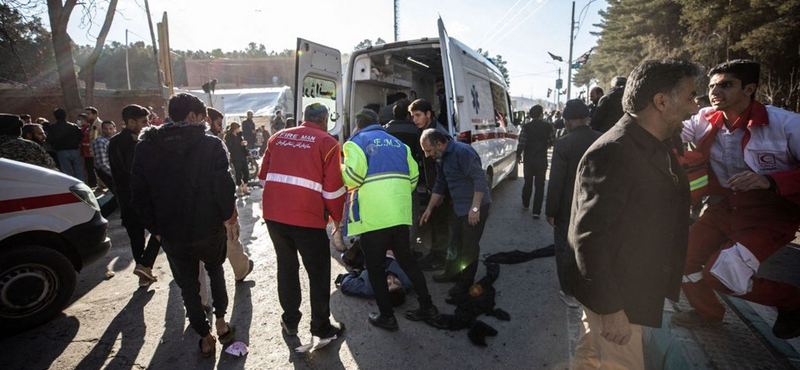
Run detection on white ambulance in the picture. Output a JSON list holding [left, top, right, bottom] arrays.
[[0, 158, 111, 332], [294, 18, 519, 188]]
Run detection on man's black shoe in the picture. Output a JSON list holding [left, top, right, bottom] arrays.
[[315, 322, 345, 339], [433, 270, 461, 283], [418, 254, 446, 271], [405, 305, 440, 322], [773, 309, 800, 339], [670, 309, 722, 327], [368, 313, 399, 331]]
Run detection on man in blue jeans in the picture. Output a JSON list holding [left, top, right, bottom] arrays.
[[420, 128, 492, 298], [46, 108, 84, 180]]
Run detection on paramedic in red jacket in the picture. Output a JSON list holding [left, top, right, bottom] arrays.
[[258, 102, 346, 341], [675, 60, 800, 339]]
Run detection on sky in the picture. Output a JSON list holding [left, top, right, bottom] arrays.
[[39, 0, 606, 101]]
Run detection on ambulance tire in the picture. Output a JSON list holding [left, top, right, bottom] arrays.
[[0, 245, 77, 333], [508, 160, 519, 179]]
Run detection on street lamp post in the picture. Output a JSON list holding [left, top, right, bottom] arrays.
[[568, 0, 598, 100], [567, 1, 575, 100], [125, 29, 131, 90]]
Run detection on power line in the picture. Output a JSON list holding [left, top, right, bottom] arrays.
[[478, 0, 524, 47], [486, 0, 551, 49], [481, 0, 538, 49]]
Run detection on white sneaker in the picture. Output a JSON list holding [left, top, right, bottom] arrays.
[[559, 290, 581, 308]]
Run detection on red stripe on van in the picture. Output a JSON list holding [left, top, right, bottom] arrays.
[[0, 193, 80, 214]]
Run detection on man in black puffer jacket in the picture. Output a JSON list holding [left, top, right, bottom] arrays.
[[130, 93, 237, 356]]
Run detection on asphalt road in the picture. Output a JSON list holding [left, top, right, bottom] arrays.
[[0, 169, 580, 370]]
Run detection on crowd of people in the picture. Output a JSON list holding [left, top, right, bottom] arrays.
[[0, 56, 798, 367]]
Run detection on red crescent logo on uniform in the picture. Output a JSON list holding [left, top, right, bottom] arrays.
[[758, 153, 776, 166]]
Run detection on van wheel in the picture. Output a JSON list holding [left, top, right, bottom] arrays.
[[508, 160, 519, 180], [0, 245, 77, 332]]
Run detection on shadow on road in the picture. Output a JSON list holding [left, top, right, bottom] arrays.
[[0, 314, 80, 369], [218, 280, 255, 370], [74, 288, 155, 370]]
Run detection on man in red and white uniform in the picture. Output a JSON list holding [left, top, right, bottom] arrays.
[[675, 60, 800, 339], [258, 102, 346, 341]]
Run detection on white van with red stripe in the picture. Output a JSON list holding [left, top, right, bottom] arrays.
[[0, 158, 111, 332], [294, 17, 519, 189]]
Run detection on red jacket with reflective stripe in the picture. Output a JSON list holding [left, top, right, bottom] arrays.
[[258, 122, 345, 229]]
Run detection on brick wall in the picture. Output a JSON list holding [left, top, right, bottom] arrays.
[[185, 58, 295, 89], [0, 88, 166, 124]]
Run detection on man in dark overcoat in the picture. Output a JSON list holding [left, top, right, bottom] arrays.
[[569, 58, 702, 369]]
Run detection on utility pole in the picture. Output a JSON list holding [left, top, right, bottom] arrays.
[[556, 67, 562, 108], [567, 1, 575, 100], [125, 29, 131, 90], [394, 0, 399, 42]]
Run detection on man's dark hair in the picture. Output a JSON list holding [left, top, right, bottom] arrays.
[[53, 108, 66, 121], [286, 117, 296, 127], [409, 99, 433, 114], [101, 120, 115, 128], [85, 106, 98, 115], [388, 92, 408, 105], [78, 113, 88, 121], [19, 114, 31, 121], [708, 59, 760, 99], [168, 93, 206, 122], [623, 58, 704, 114], [388, 281, 406, 307], [0, 113, 24, 136], [355, 109, 378, 129], [275, 110, 281, 115], [303, 103, 329, 125], [528, 105, 543, 119], [590, 86, 604, 96], [612, 76, 627, 88], [363, 103, 380, 114], [122, 104, 150, 124], [21, 123, 41, 138], [207, 107, 223, 122], [421, 127, 449, 146], [393, 99, 411, 120]]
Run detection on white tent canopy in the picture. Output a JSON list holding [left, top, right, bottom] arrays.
[[174, 86, 293, 125]]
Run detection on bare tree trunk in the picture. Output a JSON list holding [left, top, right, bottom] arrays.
[[84, 0, 118, 106], [47, 0, 82, 120]]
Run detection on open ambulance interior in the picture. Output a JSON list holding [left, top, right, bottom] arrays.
[[346, 41, 446, 135], [344, 40, 515, 142]]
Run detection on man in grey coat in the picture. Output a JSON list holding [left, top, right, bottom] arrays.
[[569, 59, 702, 369]]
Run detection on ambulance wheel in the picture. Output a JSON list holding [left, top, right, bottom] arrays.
[[508, 160, 519, 179], [0, 245, 77, 333]]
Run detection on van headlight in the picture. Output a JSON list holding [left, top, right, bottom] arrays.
[[70, 183, 100, 212]]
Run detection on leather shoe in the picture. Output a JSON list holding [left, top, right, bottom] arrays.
[[368, 313, 398, 331], [418, 253, 446, 271], [433, 269, 461, 283], [773, 309, 800, 339], [670, 309, 722, 327], [405, 305, 440, 322]]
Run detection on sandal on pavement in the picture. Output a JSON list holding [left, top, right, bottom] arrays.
[[218, 324, 236, 345], [199, 336, 215, 358]]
